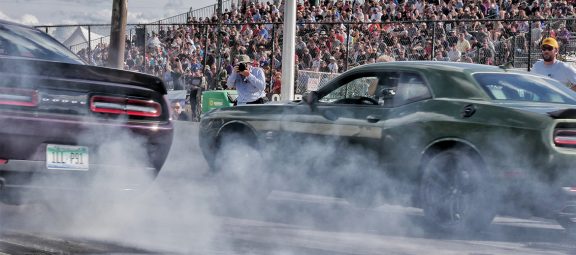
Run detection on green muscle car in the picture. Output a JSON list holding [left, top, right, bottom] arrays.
[[199, 61, 576, 233]]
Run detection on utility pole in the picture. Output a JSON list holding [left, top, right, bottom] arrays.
[[280, 1, 296, 101], [215, 0, 224, 87], [108, 0, 127, 69]]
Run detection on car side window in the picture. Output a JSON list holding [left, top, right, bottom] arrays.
[[319, 75, 380, 104], [393, 72, 431, 106]]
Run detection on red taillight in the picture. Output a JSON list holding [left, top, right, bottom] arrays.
[[571, 187, 576, 192], [554, 130, 576, 147], [0, 159, 7, 165], [90, 96, 161, 117], [0, 87, 38, 107]]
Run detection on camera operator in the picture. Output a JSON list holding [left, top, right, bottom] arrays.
[[226, 55, 267, 105]]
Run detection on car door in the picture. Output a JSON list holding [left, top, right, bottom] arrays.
[[280, 70, 400, 158], [276, 69, 402, 197], [378, 71, 434, 187]]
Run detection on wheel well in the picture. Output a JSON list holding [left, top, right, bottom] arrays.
[[216, 122, 258, 148], [208, 122, 258, 173], [420, 140, 484, 169]]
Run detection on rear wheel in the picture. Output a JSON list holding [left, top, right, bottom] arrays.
[[420, 148, 495, 233], [0, 190, 27, 205], [557, 201, 576, 233], [212, 130, 271, 217]]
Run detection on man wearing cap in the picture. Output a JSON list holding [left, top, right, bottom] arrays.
[[226, 55, 267, 105], [531, 37, 576, 90]]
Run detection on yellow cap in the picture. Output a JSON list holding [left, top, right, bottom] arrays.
[[542, 37, 559, 49]]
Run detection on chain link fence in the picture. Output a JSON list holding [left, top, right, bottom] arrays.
[[36, 18, 576, 98], [296, 70, 340, 96]]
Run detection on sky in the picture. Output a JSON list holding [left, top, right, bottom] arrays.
[[0, 0, 217, 25]]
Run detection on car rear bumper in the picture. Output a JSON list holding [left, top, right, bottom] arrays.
[[0, 113, 173, 201], [0, 159, 159, 203], [0, 159, 159, 187], [0, 113, 173, 170]]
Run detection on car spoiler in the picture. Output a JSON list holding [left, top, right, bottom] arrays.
[[0, 57, 167, 94], [548, 109, 576, 119]]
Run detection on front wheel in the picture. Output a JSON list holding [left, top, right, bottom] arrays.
[[420, 149, 496, 233]]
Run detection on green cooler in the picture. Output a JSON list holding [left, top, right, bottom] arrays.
[[201, 90, 238, 113]]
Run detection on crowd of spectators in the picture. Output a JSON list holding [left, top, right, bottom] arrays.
[[75, 0, 576, 95]]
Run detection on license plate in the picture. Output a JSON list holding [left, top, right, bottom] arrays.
[[46, 144, 89, 171]]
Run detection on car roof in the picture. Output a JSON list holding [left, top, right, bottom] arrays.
[[358, 61, 506, 73]]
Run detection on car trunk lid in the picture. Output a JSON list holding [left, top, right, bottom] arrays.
[[0, 57, 166, 94], [493, 101, 576, 119]]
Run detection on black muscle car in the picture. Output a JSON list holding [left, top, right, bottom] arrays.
[[0, 20, 173, 204]]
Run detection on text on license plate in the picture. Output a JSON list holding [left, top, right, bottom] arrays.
[[46, 144, 89, 171]]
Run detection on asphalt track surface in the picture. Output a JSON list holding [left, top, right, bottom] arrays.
[[0, 121, 575, 255]]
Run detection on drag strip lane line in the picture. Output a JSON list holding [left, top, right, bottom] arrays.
[[0, 239, 56, 254], [0, 230, 155, 254]]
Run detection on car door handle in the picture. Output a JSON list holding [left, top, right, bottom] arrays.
[[366, 115, 381, 123]]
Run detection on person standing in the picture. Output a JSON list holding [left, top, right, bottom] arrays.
[[226, 55, 267, 105], [171, 101, 189, 121], [531, 37, 576, 90]]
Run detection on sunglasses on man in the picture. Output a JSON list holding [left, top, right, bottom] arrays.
[[541, 45, 555, 51]]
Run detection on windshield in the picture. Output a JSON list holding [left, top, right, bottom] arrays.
[[0, 23, 84, 64], [474, 73, 576, 104]]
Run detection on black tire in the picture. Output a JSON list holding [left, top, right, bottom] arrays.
[[557, 201, 576, 233], [0, 190, 27, 205], [212, 130, 271, 217], [420, 148, 496, 233]]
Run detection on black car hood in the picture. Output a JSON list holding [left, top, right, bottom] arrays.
[[494, 101, 576, 119], [0, 57, 167, 94]]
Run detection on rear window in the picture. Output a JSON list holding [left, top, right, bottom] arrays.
[[474, 73, 576, 104], [0, 23, 84, 64]]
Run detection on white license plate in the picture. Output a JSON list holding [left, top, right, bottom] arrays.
[[46, 144, 89, 171]]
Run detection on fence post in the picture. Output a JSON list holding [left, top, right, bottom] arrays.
[[528, 21, 532, 71], [45, 27, 48, 34], [214, 0, 224, 88], [546, 19, 551, 38], [202, 25, 209, 74], [143, 25, 147, 71], [88, 26, 92, 65], [512, 35, 516, 67], [431, 21, 436, 61], [476, 45, 480, 63], [269, 23, 276, 90], [344, 22, 351, 71]]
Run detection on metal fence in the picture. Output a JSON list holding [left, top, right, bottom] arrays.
[[35, 18, 576, 95], [34, 0, 235, 64], [188, 0, 233, 19]]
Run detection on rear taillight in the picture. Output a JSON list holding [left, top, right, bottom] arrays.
[[90, 96, 161, 117], [0, 87, 38, 107], [554, 130, 576, 147]]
